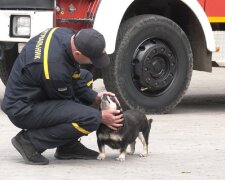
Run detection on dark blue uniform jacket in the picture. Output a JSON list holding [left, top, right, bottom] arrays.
[[1, 28, 97, 119]]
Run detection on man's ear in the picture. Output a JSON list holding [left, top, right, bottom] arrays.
[[73, 51, 81, 56]]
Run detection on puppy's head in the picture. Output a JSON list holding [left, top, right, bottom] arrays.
[[100, 94, 117, 110]]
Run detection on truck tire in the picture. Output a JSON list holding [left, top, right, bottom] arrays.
[[0, 44, 18, 85], [102, 15, 193, 114]]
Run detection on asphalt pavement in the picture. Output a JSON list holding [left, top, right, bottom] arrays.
[[0, 67, 225, 180]]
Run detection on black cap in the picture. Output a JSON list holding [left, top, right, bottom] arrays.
[[74, 28, 110, 68]]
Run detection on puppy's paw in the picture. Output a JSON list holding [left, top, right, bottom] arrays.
[[116, 156, 125, 161], [116, 152, 126, 161], [139, 153, 148, 157], [97, 153, 106, 160]]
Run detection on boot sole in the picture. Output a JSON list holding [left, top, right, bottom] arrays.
[[11, 137, 49, 165], [54, 152, 97, 160]]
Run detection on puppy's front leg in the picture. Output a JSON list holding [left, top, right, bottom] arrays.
[[128, 141, 136, 155], [97, 139, 106, 160], [116, 144, 128, 161]]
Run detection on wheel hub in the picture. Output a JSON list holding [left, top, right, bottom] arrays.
[[132, 39, 176, 93]]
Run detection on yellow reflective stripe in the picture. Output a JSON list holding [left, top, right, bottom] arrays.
[[86, 80, 93, 87], [72, 73, 81, 79], [208, 17, 225, 23], [43, 28, 58, 79], [72, 123, 90, 135]]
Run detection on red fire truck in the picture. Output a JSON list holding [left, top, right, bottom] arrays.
[[0, 0, 224, 114]]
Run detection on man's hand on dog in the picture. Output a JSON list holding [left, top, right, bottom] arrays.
[[101, 109, 124, 130]]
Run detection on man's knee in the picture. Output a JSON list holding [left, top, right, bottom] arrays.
[[85, 108, 101, 132], [71, 108, 100, 134]]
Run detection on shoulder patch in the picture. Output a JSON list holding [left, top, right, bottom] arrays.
[[57, 87, 68, 92]]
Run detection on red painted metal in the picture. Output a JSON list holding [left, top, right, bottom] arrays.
[[198, 0, 205, 9], [56, 0, 100, 30], [205, 0, 225, 16], [55, 0, 225, 28]]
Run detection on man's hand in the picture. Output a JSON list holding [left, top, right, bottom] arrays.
[[101, 109, 124, 130], [95, 91, 120, 106]]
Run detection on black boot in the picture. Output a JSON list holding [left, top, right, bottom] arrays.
[[54, 140, 98, 160], [11, 130, 49, 165]]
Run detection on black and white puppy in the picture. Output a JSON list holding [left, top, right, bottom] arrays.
[[97, 94, 153, 161]]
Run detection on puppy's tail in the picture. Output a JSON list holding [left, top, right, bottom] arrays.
[[147, 118, 153, 127]]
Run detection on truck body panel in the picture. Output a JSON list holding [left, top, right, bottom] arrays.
[[0, 0, 54, 9], [0, 10, 53, 42], [93, 0, 216, 54]]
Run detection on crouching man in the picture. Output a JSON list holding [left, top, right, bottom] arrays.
[[1, 28, 123, 165]]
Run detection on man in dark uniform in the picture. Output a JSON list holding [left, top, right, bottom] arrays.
[[1, 28, 123, 165]]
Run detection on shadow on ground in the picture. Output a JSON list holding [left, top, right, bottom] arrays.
[[173, 94, 225, 114]]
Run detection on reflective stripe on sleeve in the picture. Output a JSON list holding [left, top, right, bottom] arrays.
[[44, 28, 58, 79], [72, 73, 81, 79], [86, 80, 93, 87], [72, 122, 91, 135]]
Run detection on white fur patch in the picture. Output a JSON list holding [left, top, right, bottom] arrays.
[[98, 133, 122, 141], [100, 95, 117, 110], [98, 133, 108, 140], [110, 134, 122, 141]]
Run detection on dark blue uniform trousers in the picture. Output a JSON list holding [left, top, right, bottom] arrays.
[[10, 71, 101, 153]]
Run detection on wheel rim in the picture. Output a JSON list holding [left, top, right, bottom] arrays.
[[132, 38, 177, 96]]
